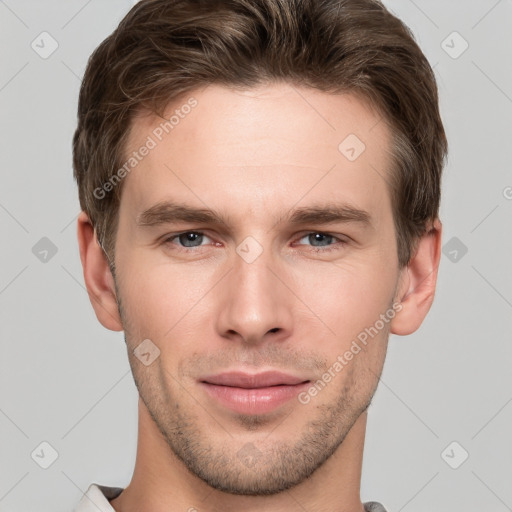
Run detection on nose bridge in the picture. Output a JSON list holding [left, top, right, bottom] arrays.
[[215, 238, 293, 343]]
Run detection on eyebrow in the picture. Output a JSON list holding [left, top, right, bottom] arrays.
[[135, 200, 372, 229]]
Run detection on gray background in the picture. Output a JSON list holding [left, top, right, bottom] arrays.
[[0, 0, 511, 511]]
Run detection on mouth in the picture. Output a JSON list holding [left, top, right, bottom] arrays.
[[199, 371, 311, 415]]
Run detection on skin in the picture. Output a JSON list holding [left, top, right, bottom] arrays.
[[77, 82, 442, 512]]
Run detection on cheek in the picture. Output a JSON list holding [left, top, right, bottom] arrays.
[[119, 255, 217, 338], [292, 257, 396, 334]]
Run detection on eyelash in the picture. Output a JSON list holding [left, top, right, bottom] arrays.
[[162, 231, 348, 254]]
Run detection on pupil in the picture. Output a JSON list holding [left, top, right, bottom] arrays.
[[312, 233, 327, 246], [181, 232, 200, 247]]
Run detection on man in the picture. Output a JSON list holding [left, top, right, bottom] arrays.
[[73, 0, 447, 510]]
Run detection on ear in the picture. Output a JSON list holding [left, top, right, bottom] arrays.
[[390, 219, 442, 336], [76, 211, 123, 332]]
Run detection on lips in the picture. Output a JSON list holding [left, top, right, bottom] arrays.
[[200, 371, 309, 388], [199, 371, 311, 415]]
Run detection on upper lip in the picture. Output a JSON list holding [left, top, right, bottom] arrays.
[[200, 371, 310, 388]]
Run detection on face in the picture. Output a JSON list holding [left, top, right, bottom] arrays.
[[112, 83, 403, 495]]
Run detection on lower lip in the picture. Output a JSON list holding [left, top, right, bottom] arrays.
[[200, 381, 310, 415]]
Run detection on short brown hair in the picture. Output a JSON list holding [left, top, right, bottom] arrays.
[[73, 0, 447, 269]]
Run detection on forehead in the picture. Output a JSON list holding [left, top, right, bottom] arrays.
[[120, 83, 393, 221]]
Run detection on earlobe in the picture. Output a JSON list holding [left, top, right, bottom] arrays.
[[390, 219, 442, 336], [77, 211, 123, 332]]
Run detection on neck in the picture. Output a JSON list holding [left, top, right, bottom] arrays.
[[110, 397, 367, 512]]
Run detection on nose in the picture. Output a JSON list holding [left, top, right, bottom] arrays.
[[215, 244, 294, 346]]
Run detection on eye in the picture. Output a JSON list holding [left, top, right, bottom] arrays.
[[161, 230, 348, 254], [295, 232, 347, 252], [163, 231, 213, 250]]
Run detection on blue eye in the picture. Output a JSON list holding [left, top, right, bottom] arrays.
[[164, 231, 212, 248], [296, 232, 338, 249], [163, 231, 347, 254]]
